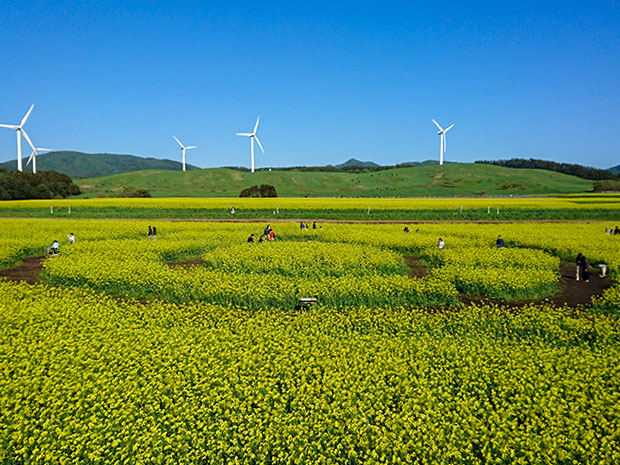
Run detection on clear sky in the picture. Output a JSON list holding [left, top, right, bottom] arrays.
[[1, 0, 618, 169]]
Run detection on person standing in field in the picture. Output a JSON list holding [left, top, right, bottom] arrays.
[[152, 226, 157, 239], [579, 254, 590, 282], [148, 225, 152, 239], [48, 240, 60, 255], [496, 235, 505, 248], [438, 238, 445, 250], [576, 253, 583, 281], [67, 233, 75, 244], [269, 229, 275, 241]]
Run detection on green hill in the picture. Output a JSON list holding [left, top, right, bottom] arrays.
[[77, 163, 592, 198], [335, 158, 380, 168], [0, 151, 199, 178], [610, 165, 620, 174]]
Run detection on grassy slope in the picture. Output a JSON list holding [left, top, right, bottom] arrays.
[[77, 164, 593, 198]]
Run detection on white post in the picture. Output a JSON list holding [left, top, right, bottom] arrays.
[[50, 205, 53, 214], [488, 206, 490, 214], [459, 205, 462, 215], [497, 207, 500, 215], [68, 206, 71, 214], [250, 138, 255, 173], [16, 131, 22, 172], [367, 206, 371, 215]]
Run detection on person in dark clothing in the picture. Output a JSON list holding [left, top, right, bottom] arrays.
[[615, 226, 620, 235], [264, 224, 272, 236], [148, 225, 152, 238], [152, 226, 157, 237], [300, 221, 305, 230], [576, 253, 583, 281], [312, 221, 317, 230], [496, 235, 505, 248], [579, 254, 590, 282], [247, 234, 255, 243], [403, 226, 410, 233]]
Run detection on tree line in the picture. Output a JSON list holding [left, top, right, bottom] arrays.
[[0, 168, 81, 200], [475, 158, 618, 181]]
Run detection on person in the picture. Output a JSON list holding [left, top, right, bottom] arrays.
[[496, 235, 505, 248], [300, 221, 305, 230], [269, 229, 275, 241], [258, 235, 265, 243], [415, 229, 419, 233], [231, 206, 236, 215], [48, 240, 60, 255], [615, 226, 620, 235], [576, 253, 583, 281], [438, 238, 445, 250], [264, 224, 272, 236], [606, 226, 612, 235], [247, 233, 255, 243], [579, 254, 590, 282], [312, 221, 317, 230], [148, 225, 152, 238], [403, 226, 409, 233], [152, 226, 157, 238], [68, 233, 75, 244]]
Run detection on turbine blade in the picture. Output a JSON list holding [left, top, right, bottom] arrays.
[[21, 129, 35, 151], [186, 146, 197, 150], [27, 151, 35, 165], [432, 119, 443, 131], [253, 116, 260, 134], [0, 124, 18, 129], [255, 135, 265, 154], [20, 104, 34, 127], [37, 148, 52, 152], [236, 133, 252, 136], [444, 124, 455, 132], [173, 136, 184, 148]]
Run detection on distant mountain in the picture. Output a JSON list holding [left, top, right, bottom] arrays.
[[0, 151, 199, 178], [610, 165, 620, 174], [335, 158, 381, 168]]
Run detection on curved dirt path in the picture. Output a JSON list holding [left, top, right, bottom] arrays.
[[0, 256, 46, 284]]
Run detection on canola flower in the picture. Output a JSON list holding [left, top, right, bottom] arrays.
[[1, 282, 620, 463]]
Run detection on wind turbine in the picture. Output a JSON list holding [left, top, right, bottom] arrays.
[[172, 136, 197, 172], [21, 130, 51, 174], [236, 116, 264, 173], [432, 119, 454, 166], [0, 104, 34, 172]]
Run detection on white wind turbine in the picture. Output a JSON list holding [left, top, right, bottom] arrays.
[[0, 104, 35, 172], [173, 136, 197, 172], [236, 116, 264, 173], [21, 130, 51, 174], [432, 119, 454, 166]]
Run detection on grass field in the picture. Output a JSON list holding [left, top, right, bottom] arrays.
[[76, 163, 593, 198]]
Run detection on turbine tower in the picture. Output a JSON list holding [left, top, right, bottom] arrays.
[[432, 119, 454, 166], [236, 117, 264, 173], [0, 104, 34, 172], [21, 130, 51, 174], [173, 136, 197, 172]]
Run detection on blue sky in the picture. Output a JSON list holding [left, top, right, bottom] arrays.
[[1, 0, 618, 169]]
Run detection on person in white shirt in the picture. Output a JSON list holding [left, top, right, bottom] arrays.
[[438, 238, 445, 250], [68, 233, 75, 244]]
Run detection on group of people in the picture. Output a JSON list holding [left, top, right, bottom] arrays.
[[248, 224, 276, 243], [47, 233, 75, 256], [300, 221, 317, 230], [147, 226, 158, 239], [605, 226, 620, 235]]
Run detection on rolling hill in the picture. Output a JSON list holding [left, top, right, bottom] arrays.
[[76, 163, 593, 198], [610, 165, 620, 174], [0, 151, 199, 178]]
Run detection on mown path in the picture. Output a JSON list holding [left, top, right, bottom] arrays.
[[1, 256, 612, 309]]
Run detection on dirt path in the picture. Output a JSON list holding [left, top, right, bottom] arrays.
[[166, 258, 205, 269], [0, 217, 614, 224], [0, 256, 46, 284]]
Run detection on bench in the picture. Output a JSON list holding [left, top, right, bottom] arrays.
[[295, 297, 318, 310]]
